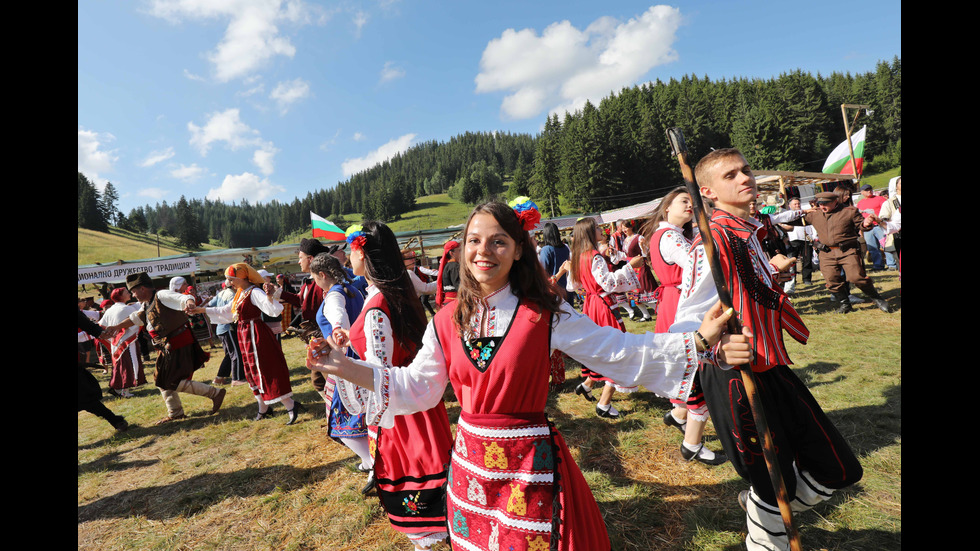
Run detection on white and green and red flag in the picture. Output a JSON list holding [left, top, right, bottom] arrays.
[[310, 212, 345, 241], [822, 125, 867, 176]]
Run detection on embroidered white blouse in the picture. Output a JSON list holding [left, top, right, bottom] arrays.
[[657, 222, 695, 266], [336, 284, 698, 429], [204, 286, 284, 324], [565, 254, 640, 295]]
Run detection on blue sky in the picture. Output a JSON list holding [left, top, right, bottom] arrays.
[[78, 1, 901, 216]]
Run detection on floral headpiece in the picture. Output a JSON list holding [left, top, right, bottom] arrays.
[[508, 196, 541, 231], [345, 224, 367, 251]]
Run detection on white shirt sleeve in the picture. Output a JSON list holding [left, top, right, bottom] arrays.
[[204, 301, 235, 325], [322, 290, 350, 331], [768, 209, 803, 224], [659, 229, 692, 266], [551, 307, 698, 401], [334, 306, 450, 428], [248, 287, 284, 317], [592, 254, 639, 293], [408, 270, 438, 296], [669, 243, 719, 334]]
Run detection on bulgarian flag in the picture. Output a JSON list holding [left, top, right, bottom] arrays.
[[823, 125, 867, 176], [310, 212, 345, 241]]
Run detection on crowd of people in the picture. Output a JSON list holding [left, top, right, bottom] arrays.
[[78, 158, 900, 551]]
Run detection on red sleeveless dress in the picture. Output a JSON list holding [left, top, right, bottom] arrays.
[[434, 301, 611, 551], [577, 250, 624, 383], [234, 287, 292, 404], [349, 292, 453, 540], [649, 226, 688, 334]]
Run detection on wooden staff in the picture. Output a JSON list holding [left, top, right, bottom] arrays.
[[665, 127, 802, 551]]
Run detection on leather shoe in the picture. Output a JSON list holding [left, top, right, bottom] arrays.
[[575, 383, 596, 402], [663, 410, 687, 436], [595, 405, 621, 419], [210, 388, 226, 414], [155, 414, 187, 425], [286, 401, 305, 425], [255, 407, 272, 421], [738, 490, 750, 512], [680, 442, 728, 466], [361, 470, 377, 495]]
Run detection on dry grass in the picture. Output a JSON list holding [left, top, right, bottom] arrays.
[[79, 269, 900, 550]]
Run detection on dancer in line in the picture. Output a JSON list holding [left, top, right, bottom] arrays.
[[97, 287, 147, 398], [190, 264, 305, 425], [642, 187, 727, 465], [308, 252, 375, 494], [308, 198, 752, 551], [320, 222, 453, 551], [566, 216, 646, 418], [671, 148, 863, 550]]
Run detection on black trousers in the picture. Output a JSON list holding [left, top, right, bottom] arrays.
[[701, 364, 862, 507], [787, 240, 813, 283], [217, 327, 244, 381]]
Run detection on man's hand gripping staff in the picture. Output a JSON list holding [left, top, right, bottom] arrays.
[[666, 127, 802, 551]]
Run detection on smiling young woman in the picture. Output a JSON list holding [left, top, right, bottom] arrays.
[[307, 197, 751, 551]]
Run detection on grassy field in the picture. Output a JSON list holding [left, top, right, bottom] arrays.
[[78, 227, 224, 267], [78, 266, 900, 550]]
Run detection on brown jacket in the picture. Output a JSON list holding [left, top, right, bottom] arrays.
[[139, 291, 207, 390], [802, 204, 866, 248]]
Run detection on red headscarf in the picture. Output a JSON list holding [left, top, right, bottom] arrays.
[[109, 287, 127, 303], [435, 240, 460, 307]]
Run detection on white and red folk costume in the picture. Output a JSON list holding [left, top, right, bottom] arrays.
[[649, 222, 705, 415], [338, 287, 453, 549], [623, 231, 658, 306], [98, 300, 147, 393], [338, 283, 699, 550], [207, 285, 293, 405], [671, 209, 862, 551], [567, 250, 640, 391]]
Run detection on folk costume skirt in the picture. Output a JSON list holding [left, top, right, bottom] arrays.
[[448, 411, 610, 551]]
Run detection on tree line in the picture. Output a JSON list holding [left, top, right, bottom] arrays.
[[78, 57, 900, 248]]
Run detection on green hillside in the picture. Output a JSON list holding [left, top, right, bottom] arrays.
[[78, 227, 223, 266], [80, 167, 899, 266]]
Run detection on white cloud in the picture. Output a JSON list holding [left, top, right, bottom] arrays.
[[188, 108, 264, 155], [147, 0, 327, 82], [183, 68, 206, 82], [78, 128, 118, 189], [138, 187, 170, 200], [170, 163, 208, 182], [475, 5, 682, 120], [342, 133, 416, 177], [352, 132, 365, 141], [206, 172, 286, 203], [270, 78, 311, 113], [352, 10, 368, 37], [253, 145, 279, 175], [319, 129, 342, 151], [379, 61, 405, 83], [139, 147, 176, 167]]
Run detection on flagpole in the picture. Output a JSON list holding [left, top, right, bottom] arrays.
[[840, 103, 871, 183]]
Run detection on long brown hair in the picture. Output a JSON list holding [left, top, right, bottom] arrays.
[[452, 201, 565, 335], [640, 187, 695, 243], [568, 217, 600, 288]]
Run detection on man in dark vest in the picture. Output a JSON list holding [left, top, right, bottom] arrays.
[[106, 273, 226, 424]]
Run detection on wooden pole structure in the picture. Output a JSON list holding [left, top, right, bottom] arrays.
[[840, 103, 871, 183]]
